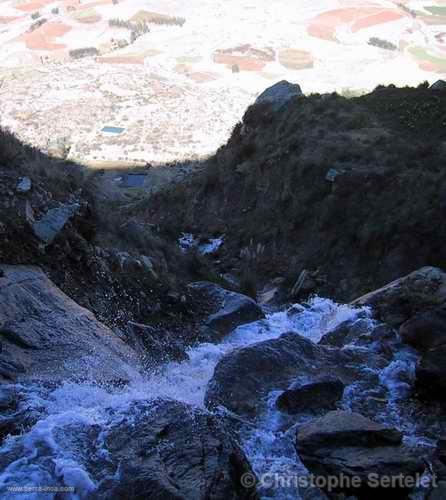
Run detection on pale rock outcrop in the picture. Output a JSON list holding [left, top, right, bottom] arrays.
[[0, 265, 138, 383]]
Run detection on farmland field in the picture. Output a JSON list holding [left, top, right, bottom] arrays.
[[1, 0, 445, 163]]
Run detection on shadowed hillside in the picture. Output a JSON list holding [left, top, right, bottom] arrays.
[[147, 83, 446, 301], [0, 127, 219, 360]]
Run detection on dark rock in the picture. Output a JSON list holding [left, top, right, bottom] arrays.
[[190, 282, 264, 342], [400, 307, 446, 351], [95, 399, 258, 500], [125, 321, 188, 365], [320, 318, 394, 348], [320, 318, 397, 361], [429, 481, 446, 500], [416, 345, 446, 398], [276, 377, 345, 414], [353, 267, 446, 327], [436, 437, 446, 465], [297, 410, 402, 448], [205, 332, 353, 417], [296, 411, 424, 498]]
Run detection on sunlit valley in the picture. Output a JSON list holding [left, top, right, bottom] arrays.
[[2, 2, 446, 499]]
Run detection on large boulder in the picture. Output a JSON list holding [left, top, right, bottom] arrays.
[[190, 282, 264, 342], [0, 398, 258, 499], [296, 411, 424, 498], [276, 377, 345, 415], [352, 267, 446, 327], [205, 332, 353, 417], [98, 400, 258, 499], [320, 317, 396, 352], [415, 345, 446, 398], [254, 80, 303, 111], [400, 307, 446, 352], [0, 265, 138, 383]]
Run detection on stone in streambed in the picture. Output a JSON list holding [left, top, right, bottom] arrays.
[[190, 281, 264, 342], [296, 411, 424, 498], [276, 377, 345, 414], [400, 307, 446, 351]]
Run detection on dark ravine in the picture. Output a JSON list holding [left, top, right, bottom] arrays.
[[2, 82, 446, 500]]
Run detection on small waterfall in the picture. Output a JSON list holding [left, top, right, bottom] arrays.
[[0, 297, 411, 499]]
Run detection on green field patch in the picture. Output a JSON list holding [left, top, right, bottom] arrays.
[[424, 5, 446, 16], [409, 46, 446, 70]]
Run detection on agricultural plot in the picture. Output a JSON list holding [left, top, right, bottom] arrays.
[[0, 0, 445, 164]]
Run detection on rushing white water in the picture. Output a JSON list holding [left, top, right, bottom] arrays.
[[0, 296, 426, 499]]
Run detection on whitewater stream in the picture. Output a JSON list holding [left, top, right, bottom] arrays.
[[0, 297, 434, 499]]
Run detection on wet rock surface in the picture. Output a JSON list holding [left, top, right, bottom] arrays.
[[0, 265, 138, 383], [400, 307, 446, 352], [416, 345, 446, 398], [0, 398, 258, 500], [296, 411, 424, 498], [97, 400, 258, 500], [276, 377, 345, 415], [205, 332, 354, 418], [190, 282, 265, 342]]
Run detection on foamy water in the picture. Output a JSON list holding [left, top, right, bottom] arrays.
[[0, 297, 423, 499]]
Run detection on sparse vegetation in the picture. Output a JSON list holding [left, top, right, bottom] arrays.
[[0, 127, 85, 194], [108, 18, 150, 43], [28, 18, 47, 33], [368, 37, 398, 51], [131, 11, 186, 27], [69, 47, 99, 60], [146, 85, 446, 300], [340, 88, 368, 99], [30, 11, 41, 20], [240, 240, 265, 298]]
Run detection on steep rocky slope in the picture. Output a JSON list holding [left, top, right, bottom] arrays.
[[148, 83, 446, 301]]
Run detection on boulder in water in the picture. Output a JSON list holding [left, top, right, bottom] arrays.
[[95, 399, 258, 499], [352, 267, 446, 327], [205, 332, 352, 417], [190, 281, 264, 342], [296, 410, 424, 498], [320, 317, 395, 347], [400, 307, 446, 352], [416, 344, 446, 398], [276, 377, 345, 415]]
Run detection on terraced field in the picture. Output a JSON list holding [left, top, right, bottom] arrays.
[[0, 0, 445, 163]]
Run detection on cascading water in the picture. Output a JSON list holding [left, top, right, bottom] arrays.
[[0, 297, 432, 499]]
